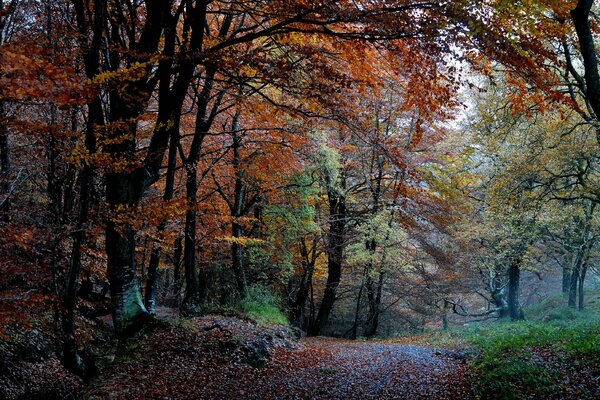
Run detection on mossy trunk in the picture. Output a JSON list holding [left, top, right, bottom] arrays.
[[106, 200, 149, 335]]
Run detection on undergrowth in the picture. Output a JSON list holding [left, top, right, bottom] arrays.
[[190, 285, 288, 327], [466, 320, 600, 399], [238, 286, 288, 326], [416, 289, 600, 399]]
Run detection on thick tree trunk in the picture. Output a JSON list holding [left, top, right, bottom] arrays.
[[571, 0, 600, 123], [309, 187, 346, 336], [105, 173, 149, 334], [104, 101, 152, 335], [569, 260, 581, 308], [507, 260, 523, 321]]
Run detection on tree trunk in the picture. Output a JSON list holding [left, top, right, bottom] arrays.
[[63, 0, 104, 370], [568, 242, 588, 309], [105, 173, 149, 335], [145, 126, 179, 314], [231, 221, 248, 296], [571, 0, 600, 125], [309, 187, 346, 336], [181, 166, 201, 313], [365, 269, 384, 337], [507, 260, 523, 321], [364, 150, 385, 338], [145, 244, 160, 315], [579, 263, 587, 310], [568, 264, 579, 308], [290, 238, 316, 326], [231, 122, 248, 297], [442, 300, 449, 331], [351, 276, 365, 340], [172, 236, 183, 306]]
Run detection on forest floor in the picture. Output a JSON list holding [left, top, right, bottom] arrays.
[[83, 316, 473, 400]]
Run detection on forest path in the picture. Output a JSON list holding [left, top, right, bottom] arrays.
[[85, 319, 473, 399], [248, 337, 474, 400]]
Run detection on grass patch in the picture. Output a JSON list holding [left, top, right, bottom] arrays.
[[239, 286, 288, 326], [410, 290, 600, 399]]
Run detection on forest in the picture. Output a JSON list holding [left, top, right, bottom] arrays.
[[1, 0, 600, 399]]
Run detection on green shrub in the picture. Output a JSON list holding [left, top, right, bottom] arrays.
[[239, 286, 288, 326]]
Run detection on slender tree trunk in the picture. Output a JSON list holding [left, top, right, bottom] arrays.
[[309, 186, 346, 336], [291, 238, 315, 326], [365, 269, 384, 337], [145, 127, 179, 314], [351, 272, 365, 340], [568, 243, 588, 308], [231, 221, 248, 296], [144, 243, 159, 314], [579, 263, 588, 310], [364, 150, 385, 338], [198, 243, 208, 302], [172, 236, 183, 306], [231, 121, 248, 297], [181, 166, 201, 313], [180, 14, 232, 309], [180, 71, 219, 311], [63, 0, 104, 370], [442, 300, 449, 331]]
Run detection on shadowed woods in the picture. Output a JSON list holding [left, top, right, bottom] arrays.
[[2, 0, 600, 399]]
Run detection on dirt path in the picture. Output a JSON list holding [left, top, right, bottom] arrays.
[[85, 321, 473, 400], [245, 337, 473, 400]]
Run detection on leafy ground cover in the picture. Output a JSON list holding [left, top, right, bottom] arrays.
[[83, 318, 472, 399]]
